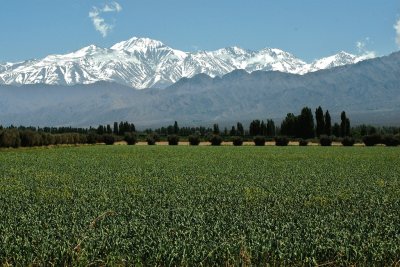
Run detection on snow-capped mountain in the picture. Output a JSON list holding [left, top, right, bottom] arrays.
[[0, 37, 374, 89], [303, 51, 370, 73]]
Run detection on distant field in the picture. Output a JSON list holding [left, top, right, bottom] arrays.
[[0, 146, 399, 265]]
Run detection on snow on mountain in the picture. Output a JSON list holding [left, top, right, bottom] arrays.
[[0, 37, 373, 89], [303, 51, 375, 74]]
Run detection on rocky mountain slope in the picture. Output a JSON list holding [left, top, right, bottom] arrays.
[[0, 37, 372, 89], [0, 51, 398, 127]]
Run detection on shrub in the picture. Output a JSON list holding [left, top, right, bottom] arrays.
[[0, 129, 21, 148], [146, 135, 156, 145], [209, 135, 223, 146], [86, 133, 98, 144], [78, 134, 87, 144], [275, 136, 289, 146], [20, 130, 41, 147], [363, 134, 382, 146], [124, 132, 137, 145], [102, 134, 115, 145], [152, 133, 161, 142], [146, 133, 159, 145], [62, 134, 70, 144], [341, 137, 355, 146], [382, 135, 400, 147], [188, 135, 201, 146], [319, 135, 332, 146], [40, 133, 49, 146], [299, 139, 308, 146], [232, 136, 243, 146], [54, 134, 62, 145], [253, 136, 266, 146], [167, 135, 179, 145], [65, 133, 80, 145]]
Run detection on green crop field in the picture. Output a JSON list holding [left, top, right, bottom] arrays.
[[0, 145, 399, 265]]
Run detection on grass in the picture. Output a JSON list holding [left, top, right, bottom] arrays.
[[0, 145, 399, 265]]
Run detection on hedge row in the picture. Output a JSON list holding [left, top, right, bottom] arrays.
[[1, 130, 399, 148]]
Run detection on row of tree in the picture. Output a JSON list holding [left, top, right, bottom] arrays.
[[0, 129, 92, 148], [149, 107, 353, 139], [280, 107, 351, 138], [1, 106, 399, 148]]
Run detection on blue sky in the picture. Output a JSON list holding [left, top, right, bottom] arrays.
[[0, 0, 399, 62]]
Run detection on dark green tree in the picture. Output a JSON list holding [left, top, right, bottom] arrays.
[[236, 122, 244, 136], [188, 135, 201, 145], [360, 124, 368, 136], [124, 132, 137, 145], [209, 135, 223, 146], [167, 134, 179, 145], [266, 119, 276, 137], [345, 118, 351, 137], [173, 121, 179, 134], [280, 113, 297, 137], [340, 111, 348, 137], [113, 122, 119, 135], [230, 126, 236, 136], [167, 125, 174, 134], [103, 134, 115, 145], [249, 120, 261, 136], [106, 124, 112, 134], [324, 110, 332, 136], [130, 123, 136, 132], [320, 135, 332, 146], [315, 106, 325, 137], [119, 121, 124, 135], [97, 125, 104, 135], [0, 129, 21, 148], [332, 123, 340, 137], [20, 130, 41, 147], [253, 136, 266, 146], [232, 136, 243, 146], [87, 132, 98, 144], [261, 120, 267, 135], [297, 107, 315, 139], [213, 124, 220, 135], [275, 136, 289, 146]]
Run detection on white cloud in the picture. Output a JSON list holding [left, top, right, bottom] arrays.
[[356, 41, 365, 52], [355, 37, 376, 59], [103, 2, 122, 13], [89, 2, 122, 37], [395, 18, 400, 47]]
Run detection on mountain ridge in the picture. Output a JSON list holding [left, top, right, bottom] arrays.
[[0, 37, 374, 89], [0, 51, 399, 127]]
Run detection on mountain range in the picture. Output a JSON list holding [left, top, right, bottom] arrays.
[[0, 37, 373, 89], [0, 50, 399, 127]]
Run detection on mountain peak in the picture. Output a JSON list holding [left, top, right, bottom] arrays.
[[337, 50, 352, 56], [304, 51, 358, 73], [75, 44, 103, 55], [335, 51, 356, 60], [0, 37, 375, 89], [224, 46, 249, 54], [110, 37, 166, 52]]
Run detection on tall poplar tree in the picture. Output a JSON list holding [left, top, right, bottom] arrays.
[[298, 107, 315, 139], [315, 106, 325, 137], [340, 111, 349, 137], [324, 110, 332, 136]]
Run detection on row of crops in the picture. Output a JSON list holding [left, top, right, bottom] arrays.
[[0, 146, 399, 265]]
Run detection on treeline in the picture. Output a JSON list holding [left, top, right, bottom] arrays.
[[1, 107, 399, 148], [0, 121, 137, 148]]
